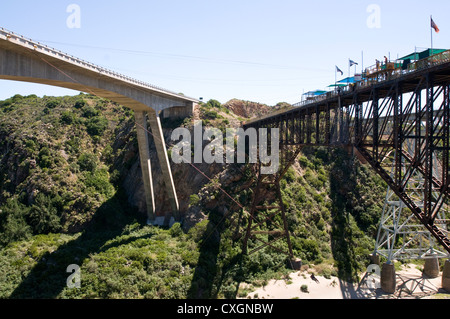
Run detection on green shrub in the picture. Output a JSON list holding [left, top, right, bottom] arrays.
[[187, 219, 208, 242], [86, 116, 108, 137], [169, 223, 183, 237], [0, 198, 32, 245], [65, 137, 81, 154], [203, 110, 219, 120], [12, 94, 24, 103], [304, 168, 323, 190], [61, 111, 75, 124], [46, 100, 59, 109], [298, 155, 311, 169], [283, 167, 296, 183], [38, 147, 53, 168], [78, 153, 98, 172], [25, 140, 37, 153], [83, 168, 115, 198], [74, 99, 86, 109], [189, 194, 200, 206], [0, 99, 12, 108], [293, 238, 321, 263], [206, 99, 222, 109], [27, 193, 61, 234], [82, 106, 99, 118]]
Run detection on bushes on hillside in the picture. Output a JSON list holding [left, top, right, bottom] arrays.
[[78, 153, 98, 172], [0, 198, 31, 246], [46, 99, 60, 109], [0, 193, 64, 246], [27, 193, 62, 234], [38, 147, 53, 169], [60, 111, 75, 125], [82, 168, 115, 198], [86, 116, 109, 137]]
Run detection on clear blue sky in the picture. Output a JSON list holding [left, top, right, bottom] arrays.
[[0, 0, 449, 105]]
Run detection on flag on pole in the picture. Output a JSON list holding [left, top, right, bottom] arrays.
[[431, 17, 440, 33], [336, 66, 343, 75], [349, 59, 358, 67]]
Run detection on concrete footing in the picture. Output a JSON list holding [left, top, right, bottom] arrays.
[[290, 258, 302, 270], [148, 216, 176, 227], [443, 260, 450, 293], [423, 255, 440, 278], [369, 253, 380, 266], [381, 262, 396, 294]]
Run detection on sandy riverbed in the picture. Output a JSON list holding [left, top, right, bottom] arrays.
[[243, 264, 449, 299]]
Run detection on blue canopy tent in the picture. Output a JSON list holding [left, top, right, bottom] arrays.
[[303, 90, 327, 97], [302, 90, 327, 102], [337, 76, 356, 84]]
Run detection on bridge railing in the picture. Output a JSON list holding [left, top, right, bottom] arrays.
[[0, 27, 198, 102], [291, 50, 450, 109], [410, 50, 450, 72]]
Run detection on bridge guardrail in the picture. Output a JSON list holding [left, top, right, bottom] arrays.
[[245, 50, 450, 126], [0, 27, 198, 102], [290, 50, 450, 110]]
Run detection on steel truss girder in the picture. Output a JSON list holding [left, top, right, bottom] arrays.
[[243, 69, 450, 255], [375, 138, 449, 261], [355, 78, 450, 254]]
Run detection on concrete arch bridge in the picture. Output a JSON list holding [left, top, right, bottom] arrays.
[[0, 27, 199, 224]]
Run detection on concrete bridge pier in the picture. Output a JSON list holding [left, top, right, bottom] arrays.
[[369, 253, 380, 266], [423, 253, 440, 278], [135, 111, 156, 223], [135, 110, 180, 226], [147, 111, 180, 223], [443, 259, 450, 292], [380, 261, 396, 294]]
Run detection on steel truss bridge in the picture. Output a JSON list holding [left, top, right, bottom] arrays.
[[1, 26, 448, 264], [243, 56, 450, 259]]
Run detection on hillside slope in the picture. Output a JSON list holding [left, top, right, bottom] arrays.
[[0, 95, 387, 298]]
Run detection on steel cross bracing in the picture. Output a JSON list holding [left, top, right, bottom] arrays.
[[243, 61, 450, 255], [241, 146, 302, 259], [375, 139, 449, 261]]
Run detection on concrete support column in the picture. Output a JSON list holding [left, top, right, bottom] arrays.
[[380, 262, 396, 294], [147, 111, 180, 222], [423, 254, 440, 278], [290, 258, 302, 271], [134, 111, 155, 223], [369, 253, 380, 266], [442, 259, 450, 292]]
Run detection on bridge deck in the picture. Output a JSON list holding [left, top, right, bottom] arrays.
[[0, 27, 198, 113], [245, 56, 450, 127], [243, 56, 450, 255]]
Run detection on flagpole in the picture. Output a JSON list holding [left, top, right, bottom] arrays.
[[335, 67, 337, 93], [348, 60, 350, 84], [362, 51, 364, 75], [431, 15, 433, 55]]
